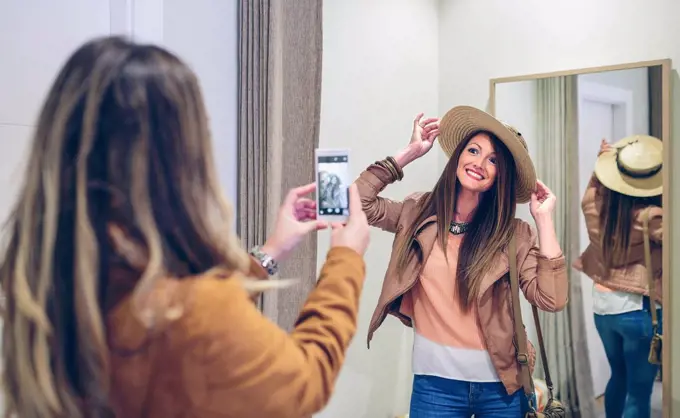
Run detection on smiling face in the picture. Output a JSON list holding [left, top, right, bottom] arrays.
[[455, 132, 498, 193]]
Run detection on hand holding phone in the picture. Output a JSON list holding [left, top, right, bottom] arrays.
[[261, 183, 328, 262], [330, 184, 370, 255]]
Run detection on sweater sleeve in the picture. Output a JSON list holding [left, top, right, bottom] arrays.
[[189, 247, 366, 418]]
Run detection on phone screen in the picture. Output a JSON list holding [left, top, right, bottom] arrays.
[[316, 152, 350, 218]]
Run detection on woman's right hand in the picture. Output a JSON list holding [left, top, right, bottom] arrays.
[[598, 138, 613, 156], [394, 113, 440, 168], [330, 184, 370, 255]]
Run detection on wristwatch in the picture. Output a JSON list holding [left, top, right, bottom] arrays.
[[249, 246, 279, 276]]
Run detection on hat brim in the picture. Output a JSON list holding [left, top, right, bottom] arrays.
[[595, 135, 663, 197], [439, 106, 536, 203]]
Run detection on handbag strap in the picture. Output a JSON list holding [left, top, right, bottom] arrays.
[[509, 234, 556, 404], [641, 208, 658, 330]]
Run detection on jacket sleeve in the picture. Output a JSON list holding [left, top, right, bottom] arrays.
[[516, 222, 569, 312], [188, 247, 366, 418], [354, 163, 404, 233]]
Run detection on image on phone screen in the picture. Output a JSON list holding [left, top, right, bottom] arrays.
[[316, 150, 350, 220]]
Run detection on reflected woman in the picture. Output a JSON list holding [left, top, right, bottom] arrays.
[[355, 107, 568, 417], [319, 171, 348, 209], [574, 137, 663, 418]]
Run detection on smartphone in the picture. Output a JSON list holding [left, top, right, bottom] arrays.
[[315, 148, 351, 222]]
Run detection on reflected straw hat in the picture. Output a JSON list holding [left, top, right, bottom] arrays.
[[595, 135, 663, 197], [438, 105, 537, 203]]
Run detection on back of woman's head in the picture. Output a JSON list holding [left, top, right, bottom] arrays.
[[598, 185, 662, 274], [0, 36, 248, 417]]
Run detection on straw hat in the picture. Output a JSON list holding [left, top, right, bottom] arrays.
[[438, 106, 537, 203], [595, 135, 662, 197]]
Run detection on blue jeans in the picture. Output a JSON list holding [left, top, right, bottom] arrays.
[[409, 375, 530, 417], [594, 307, 661, 418]]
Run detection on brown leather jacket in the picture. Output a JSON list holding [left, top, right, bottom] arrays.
[[106, 247, 365, 418], [573, 174, 663, 302], [355, 162, 569, 394]]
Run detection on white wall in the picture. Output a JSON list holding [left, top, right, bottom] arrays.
[[579, 67, 650, 137], [117, 0, 240, 206], [439, 0, 680, 411], [0, 0, 112, 224], [0, 0, 239, 221], [317, 0, 440, 416], [160, 0, 239, 204]]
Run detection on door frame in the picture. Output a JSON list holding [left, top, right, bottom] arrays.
[[578, 80, 634, 139]]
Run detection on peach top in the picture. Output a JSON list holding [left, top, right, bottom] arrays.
[[401, 234, 499, 382]]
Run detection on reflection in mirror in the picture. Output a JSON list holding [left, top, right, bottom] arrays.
[[494, 64, 666, 418]]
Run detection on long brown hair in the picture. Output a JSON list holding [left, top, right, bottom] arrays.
[[598, 186, 662, 274], [0, 36, 250, 417], [394, 132, 517, 310]]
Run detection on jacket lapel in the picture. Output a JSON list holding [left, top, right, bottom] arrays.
[[415, 215, 438, 254], [478, 250, 510, 299]]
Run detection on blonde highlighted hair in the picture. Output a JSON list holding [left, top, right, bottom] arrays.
[[0, 36, 255, 417]]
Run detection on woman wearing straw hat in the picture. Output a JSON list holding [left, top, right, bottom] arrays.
[[574, 136, 663, 418], [355, 106, 568, 417]]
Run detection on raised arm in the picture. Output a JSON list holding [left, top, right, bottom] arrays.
[[354, 161, 404, 233], [516, 221, 568, 312], [195, 247, 365, 418], [193, 187, 370, 418], [520, 181, 568, 311], [355, 113, 439, 233]]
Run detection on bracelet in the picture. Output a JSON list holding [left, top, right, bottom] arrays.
[[385, 156, 404, 181], [249, 246, 279, 276], [375, 160, 398, 180]]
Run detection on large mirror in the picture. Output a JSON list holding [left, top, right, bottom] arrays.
[[491, 60, 671, 418]]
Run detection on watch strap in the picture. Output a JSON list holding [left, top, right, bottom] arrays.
[[249, 246, 279, 276]]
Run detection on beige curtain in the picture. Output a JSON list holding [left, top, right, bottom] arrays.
[[238, 0, 269, 312], [535, 76, 596, 417], [237, 0, 323, 330]]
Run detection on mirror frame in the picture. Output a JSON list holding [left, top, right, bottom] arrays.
[[489, 59, 673, 417]]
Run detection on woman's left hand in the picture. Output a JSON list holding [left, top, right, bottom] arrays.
[[529, 180, 556, 219], [262, 183, 328, 262]]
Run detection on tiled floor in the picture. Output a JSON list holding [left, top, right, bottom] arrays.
[[596, 381, 662, 418]]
